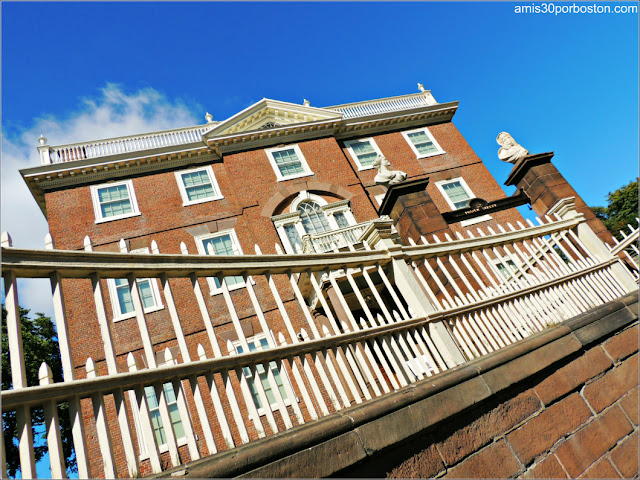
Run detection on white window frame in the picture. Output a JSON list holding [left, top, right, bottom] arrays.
[[272, 192, 357, 254], [434, 177, 491, 227], [195, 229, 251, 295], [265, 144, 313, 182], [344, 137, 383, 171], [401, 127, 445, 159], [128, 352, 188, 459], [107, 248, 164, 322], [174, 165, 224, 206], [231, 331, 293, 417], [90, 179, 141, 224]]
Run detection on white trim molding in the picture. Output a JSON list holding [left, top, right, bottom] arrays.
[[434, 177, 491, 227], [174, 165, 224, 206], [401, 126, 445, 159], [265, 144, 314, 182], [344, 137, 383, 170], [90, 179, 141, 224]]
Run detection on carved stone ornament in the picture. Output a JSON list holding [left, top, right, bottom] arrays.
[[497, 132, 529, 164], [373, 155, 407, 186]]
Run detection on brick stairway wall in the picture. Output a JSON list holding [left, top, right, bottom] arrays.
[[384, 324, 638, 479]]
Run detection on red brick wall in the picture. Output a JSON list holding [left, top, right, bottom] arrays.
[[387, 324, 639, 479], [41, 120, 529, 477]]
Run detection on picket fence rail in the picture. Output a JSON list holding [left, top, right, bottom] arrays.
[[2, 207, 637, 479]]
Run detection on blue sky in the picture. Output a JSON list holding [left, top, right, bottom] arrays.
[[2, 0, 639, 369], [0, 2, 638, 476]]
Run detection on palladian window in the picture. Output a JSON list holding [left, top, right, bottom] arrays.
[[272, 192, 359, 254]]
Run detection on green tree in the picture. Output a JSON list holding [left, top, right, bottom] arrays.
[[1, 305, 76, 477], [591, 179, 639, 240]]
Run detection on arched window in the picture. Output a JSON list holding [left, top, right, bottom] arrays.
[[298, 201, 331, 234]]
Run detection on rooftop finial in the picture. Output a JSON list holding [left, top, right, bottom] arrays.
[[38, 133, 48, 145], [417, 83, 426, 93], [205, 112, 214, 123], [303, 99, 310, 106]]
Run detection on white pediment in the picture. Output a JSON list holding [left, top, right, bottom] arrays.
[[202, 99, 343, 138]]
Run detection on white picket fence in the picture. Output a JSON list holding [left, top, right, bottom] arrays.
[[1, 205, 637, 479]]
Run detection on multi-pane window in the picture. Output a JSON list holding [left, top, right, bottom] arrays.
[[91, 180, 140, 223], [266, 145, 313, 181], [144, 383, 185, 447], [108, 249, 163, 321], [234, 335, 289, 413], [175, 166, 223, 205], [496, 259, 518, 279], [344, 138, 383, 170], [402, 127, 444, 159], [333, 212, 350, 228], [440, 181, 471, 209], [283, 224, 303, 253], [196, 230, 246, 293]]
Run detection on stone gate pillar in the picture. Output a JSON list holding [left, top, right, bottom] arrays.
[[504, 152, 616, 246], [377, 178, 452, 244]]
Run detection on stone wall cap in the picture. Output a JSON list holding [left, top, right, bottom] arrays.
[[504, 151, 555, 187]]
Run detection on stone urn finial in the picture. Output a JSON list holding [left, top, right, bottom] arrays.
[[373, 155, 407, 186], [205, 112, 214, 123], [497, 132, 529, 164], [417, 83, 426, 93], [303, 99, 310, 106], [38, 134, 48, 146]]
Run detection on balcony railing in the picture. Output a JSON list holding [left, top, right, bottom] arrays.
[[325, 92, 436, 119], [301, 222, 371, 253], [2, 203, 637, 479]]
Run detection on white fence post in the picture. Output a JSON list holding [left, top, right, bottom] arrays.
[[39, 362, 67, 478], [549, 197, 638, 293], [44, 234, 91, 478], [1, 232, 36, 478]]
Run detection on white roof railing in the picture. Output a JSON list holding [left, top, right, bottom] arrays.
[[325, 92, 437, 119], [39, 124, 212, 165]]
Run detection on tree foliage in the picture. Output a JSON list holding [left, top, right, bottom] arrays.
[[591, 179, 639, 240], [1, 305, 76, 477]]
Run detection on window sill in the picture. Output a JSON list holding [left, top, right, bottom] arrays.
[[275, 172, 314, 182], [207, 277, 255, 296], [182, 195, 225, 207], [113, 305, 165, 322], [415, 150, 446, 160], [461, 215, 492, 227], [357, 164, 376, 171], [138, 436, 187, 461], [94, 212, 142, 224]]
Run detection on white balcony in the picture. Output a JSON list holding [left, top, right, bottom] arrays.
[[301, 222, 371, 253]]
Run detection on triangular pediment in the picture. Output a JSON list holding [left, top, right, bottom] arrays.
[[203, 99, 343, 138]]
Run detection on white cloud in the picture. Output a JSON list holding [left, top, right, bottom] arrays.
[[1, 83, 201, 315]]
